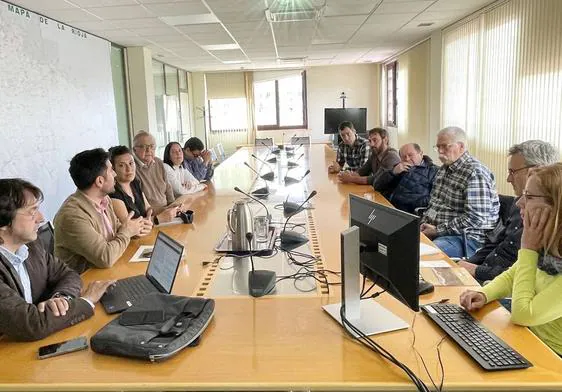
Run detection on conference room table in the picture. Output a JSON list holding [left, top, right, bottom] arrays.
[[1, 144, 561, 391]]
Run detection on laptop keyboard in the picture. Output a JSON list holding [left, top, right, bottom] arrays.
[[422, 303, 532, 371], [105, 275, 158, 304]]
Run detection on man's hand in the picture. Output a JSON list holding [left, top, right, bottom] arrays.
[[38, 297, 69, 317], [457, 260, 477, 277], [338, 171, 357, 184], [121, 211, 144, 237], [158, 206, 179, 223], [420, 223, 437, 239], [139, 210, 153, 237], [201, 150, 212, 165], [460, 290, 487, 312], [393, 162, 412, 175], [328, 161, 341, 174], [81, 280, 117, 304]]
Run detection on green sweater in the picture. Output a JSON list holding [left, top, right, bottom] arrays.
[[481, 249, 562, 355]]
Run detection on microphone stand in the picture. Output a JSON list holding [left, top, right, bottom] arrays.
[[280, 190, 317, 248]]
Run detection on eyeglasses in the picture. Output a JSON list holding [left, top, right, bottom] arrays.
[[522, 190, 550, 201], [432, 143, 456, 152], [16, 207, 41, 219], [135, 144, 155, 151], [507, 165, 535, 176]]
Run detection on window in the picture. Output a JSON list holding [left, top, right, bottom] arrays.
[[386, 61, 397, 127], [208, 98, 248, 131], [254, 71, 307, 130]]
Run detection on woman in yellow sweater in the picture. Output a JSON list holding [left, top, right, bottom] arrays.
[[460, 163, 562, 356]]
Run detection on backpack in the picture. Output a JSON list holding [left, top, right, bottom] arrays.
[[91, 293, 215, 362]]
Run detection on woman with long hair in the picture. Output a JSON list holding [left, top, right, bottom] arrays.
[[163, 142, 207, 197], [460, 163, 562, 356]]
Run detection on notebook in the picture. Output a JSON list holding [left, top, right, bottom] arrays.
[[100, 231, 184, 314]]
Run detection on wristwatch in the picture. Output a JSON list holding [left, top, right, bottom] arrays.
[[52, 292, 73, 302]]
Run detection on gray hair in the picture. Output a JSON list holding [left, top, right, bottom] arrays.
[[438, 126, 468, 148], [133, 131, 155, 146], [509, 140, 559, 166]]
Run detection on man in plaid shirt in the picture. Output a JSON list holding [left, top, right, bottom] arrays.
[[328, 121, 369, 173], [421, 127, 499, 258]]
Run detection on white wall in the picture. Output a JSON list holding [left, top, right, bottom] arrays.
[[306, 64, 381, 142], [0, 2, 118, 220]]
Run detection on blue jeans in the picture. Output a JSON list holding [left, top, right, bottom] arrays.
[[433, 235, 481, 258]]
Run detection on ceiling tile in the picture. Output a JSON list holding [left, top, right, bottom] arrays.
[[127, 26, 178, 36], [111, 18, 170, 29], [178, 23, 234, 45], [7, 0, 77, 12], [211, 49, 247, 61], [364, 13, 419, 25], [40, 8, 101, 22], [375, 1, 435, 14], [85, 5, 153, 20], [324, 0, 378, 16], [428, 0, 494, 11], [70, 0, 138, 7], [143, 1, 210, 17]]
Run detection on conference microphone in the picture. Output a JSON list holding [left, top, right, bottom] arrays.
[[285, 168, 310, 185], [280, 190, 318, 247], [246, 232, 276, 297], [244, 161, 274, 182], [234, 186, 271, 221], [285, 133, 297, 151], [287, 153, 304, 168], [260, 141, 280, 155], [286, 143, 303, 157], [251, 153, 277, 172]]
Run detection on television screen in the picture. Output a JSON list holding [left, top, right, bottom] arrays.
[[324, 108, 367, 134]]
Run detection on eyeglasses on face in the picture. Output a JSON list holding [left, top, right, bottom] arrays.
[[135, 144, 155, 151], [16, 206, 41, 219], [522, 190, 549, 201], [432, 143, 456, 152], [507, 165, 535, 176]]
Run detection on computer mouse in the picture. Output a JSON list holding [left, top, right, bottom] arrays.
[[418, 278, 435, 295]]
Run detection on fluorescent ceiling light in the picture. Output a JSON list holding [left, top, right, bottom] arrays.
[[265, 5, 325, 23], [160, 14, 219, 26], [201, 44, 240, 51]]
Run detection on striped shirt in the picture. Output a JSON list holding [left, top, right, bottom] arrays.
[[421, 152, 499, 244], [336, 135, 369, 171]]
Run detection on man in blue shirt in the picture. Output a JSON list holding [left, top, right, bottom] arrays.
[[182, 137, 214, 181]]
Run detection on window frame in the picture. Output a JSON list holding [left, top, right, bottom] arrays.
[[207, 97, 248, 132], [256, 71, 308, 130], [386, 61, 398, 127]]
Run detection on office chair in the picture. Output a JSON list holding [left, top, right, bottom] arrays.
[[255, 137, 274, 146], [291, 136, 310, 145], [37, 221, 55, 256], [215, 143, 227, 162]]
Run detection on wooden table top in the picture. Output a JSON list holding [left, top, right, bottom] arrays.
[[1, 144, 561, 391]]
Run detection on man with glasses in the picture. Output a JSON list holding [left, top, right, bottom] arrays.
[[182, 137, 214, 181], [457, 140, 559, 283], [420, 127, 500, 258], [0, 178, 115, 340]]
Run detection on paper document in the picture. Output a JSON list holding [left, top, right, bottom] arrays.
[[420, 260, 451, 268], [420, 243, 441, 256], [129, 245, 153, 263]]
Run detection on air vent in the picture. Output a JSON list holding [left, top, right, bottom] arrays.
[[277, 57, 307, 63], [418, 22, 434, 27], [265, 6, 325, 23]]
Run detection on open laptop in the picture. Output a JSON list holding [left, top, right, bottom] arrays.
[[100, 231, 184, 314]]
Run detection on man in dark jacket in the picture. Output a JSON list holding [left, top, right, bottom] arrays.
[[338, 127, 400, 186], [0, 178, 114, 341], [374, 143, 438, 213], [457, 140, 559, 282]]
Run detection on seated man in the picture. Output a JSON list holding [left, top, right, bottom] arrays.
[[338, 127, 400, 188], [55, 148, 147, 273], [0, 178, 114, 341], [182, 137, 215, 181], [458, 140, 559, 282], [420, 127, 500, 258], [328, 121, 369, 173], [374, 143, 439, 214]]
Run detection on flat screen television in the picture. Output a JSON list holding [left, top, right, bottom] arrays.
[[324, 108, 367, 134]]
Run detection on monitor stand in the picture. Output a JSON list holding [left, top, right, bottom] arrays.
[[331, 134, 338, 149], [322, 226, 408, 337]]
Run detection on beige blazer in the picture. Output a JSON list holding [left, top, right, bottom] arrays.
[[54, 191, 130, 274]]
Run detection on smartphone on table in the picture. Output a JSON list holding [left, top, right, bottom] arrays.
[[38, 336, 88, 359]]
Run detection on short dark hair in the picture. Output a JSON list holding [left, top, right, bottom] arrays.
[[108, 145, 131, 166], [69, 148, 110, 190], [183, 137, 205, 152], [0, 179, 43, 237], [368, 127, 389, 139], [412, 143, 422, 153], [163, 142, 183, 168], [338, 121, 355, 132]]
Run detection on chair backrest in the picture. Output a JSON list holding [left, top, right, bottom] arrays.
[[37, 221, 54, 256], [255, 137, 274, 146], [498, 194, 516, 225], [291, 136, 310, 145], [215, 143, 226, 161], [209, 147, 218, 162]]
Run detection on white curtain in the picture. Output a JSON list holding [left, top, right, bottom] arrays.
[[441, 0, 562, 194]]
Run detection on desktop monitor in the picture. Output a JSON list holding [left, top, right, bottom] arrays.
[[349, 194, 420, 312], [324, 108, 367, 134]]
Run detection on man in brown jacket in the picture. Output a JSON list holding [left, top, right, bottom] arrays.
[[0, 179, 114, 341], [54, 148, 148, 273]]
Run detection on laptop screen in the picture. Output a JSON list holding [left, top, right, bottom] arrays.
[[146, 232, 184, 293]]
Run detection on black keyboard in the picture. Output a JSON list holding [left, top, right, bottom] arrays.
[[106, 275, 158, 303], [421, 303, 532, 371]]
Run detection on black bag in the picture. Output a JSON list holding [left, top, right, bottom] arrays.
[[91, 293, 215, 362]]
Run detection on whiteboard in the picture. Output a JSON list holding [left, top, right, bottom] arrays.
[[0, 1, 118, 220]]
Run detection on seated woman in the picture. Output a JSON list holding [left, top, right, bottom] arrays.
[[108, 146, 179, 225], [460, 163, 562, 356], [163, 142, 207, 197]]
